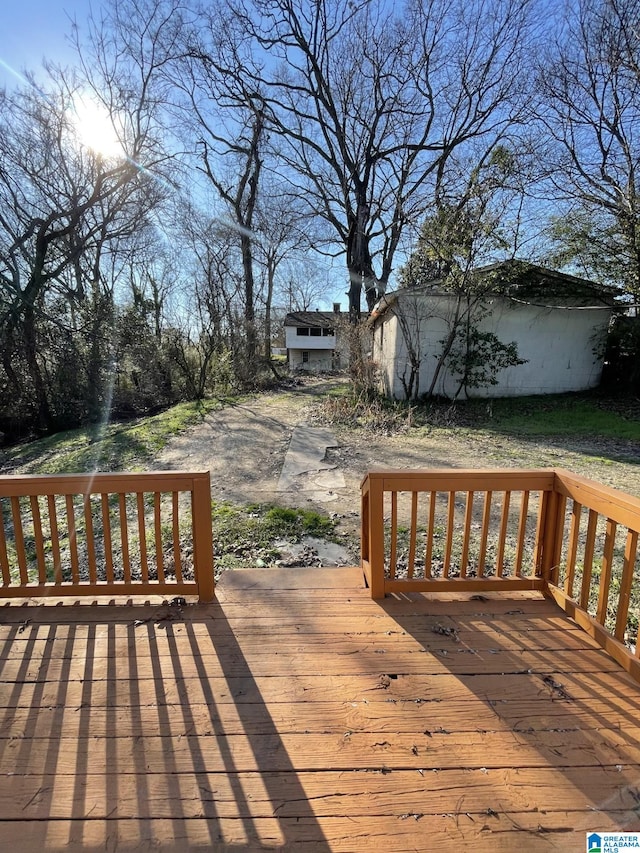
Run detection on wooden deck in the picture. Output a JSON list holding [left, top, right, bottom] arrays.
[[2, 566, 640, 851]]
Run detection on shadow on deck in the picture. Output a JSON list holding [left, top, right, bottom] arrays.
[[1, 566, 640, 851]]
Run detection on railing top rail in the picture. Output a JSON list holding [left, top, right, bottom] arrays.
[[0, 471, 211, 497], [360, 468, 557, 491], [360, 467, 640, 527], [554, 468, 640, 530], [0, 469, 214, 602]]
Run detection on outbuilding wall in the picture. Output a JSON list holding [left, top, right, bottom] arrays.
[[373, 292, 612, 399]]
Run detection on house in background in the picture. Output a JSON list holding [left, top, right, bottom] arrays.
[[370, 261, 618, 400], [284, 304, 345, 372]]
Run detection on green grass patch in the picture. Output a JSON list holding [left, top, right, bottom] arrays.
[[5, 398, 232, 474], [315, 388, 640, 442], [212, 501, 337, 569], [323, 382, 353, 399], [466, 395, 640, 440]]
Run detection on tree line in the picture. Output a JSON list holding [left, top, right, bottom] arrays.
[[1, 0, 638, 440]]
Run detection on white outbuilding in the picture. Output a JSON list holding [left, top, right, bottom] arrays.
[[370, 262, 617, 400]]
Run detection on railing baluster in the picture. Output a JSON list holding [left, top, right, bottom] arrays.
[[580, 509, 598, 611], [596, 518, 617, 627], [84, 495, 97, 586], [389, 491, 398, 580], [101, 493, 114, 584], [47, 495, 62, 584], [11, 496, 28, 585], [172, 491, 183, 584], [0, 500, 11, 585], [424, 491, 436, 579], [118, 492, 131, 584], [136, 493, 149, 583], [407, 491, 418, 579], [478, 490, 492, 578], [460, 491, 474, 578], [515, 490, 529, 577], [615, 529, 638, 643], [30, 496, 47, 584], [564, 500, 582, 598], [444, 492, 455, 578], [360, 480, 370, 570], [496, 491, 510, 577], [548, 493, 567, 585], [154, 491, 165, 583], [65, 494, 80, 585]]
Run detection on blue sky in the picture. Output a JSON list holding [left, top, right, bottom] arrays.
[[0, 0, 96, 87], [0, 0, 382, 310]]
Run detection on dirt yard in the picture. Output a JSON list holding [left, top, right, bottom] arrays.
[[155, 376, 640, 543]]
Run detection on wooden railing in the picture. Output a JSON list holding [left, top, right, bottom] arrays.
[[547, 470, 640, 682], [0, 471, 214, 601], [361, 469, 556, 597], [361, 467, 640, 681]]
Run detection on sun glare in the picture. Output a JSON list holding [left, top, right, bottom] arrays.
[[71, 96, 124, 159]]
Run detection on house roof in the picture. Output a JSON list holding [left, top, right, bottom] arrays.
[[409, 260, 618, 300], [472, 260, 619, 301], [370, 260, 618, 325], [284, 311, 341, 328]]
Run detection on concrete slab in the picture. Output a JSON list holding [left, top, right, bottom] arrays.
[[277, 425, 346, 502]]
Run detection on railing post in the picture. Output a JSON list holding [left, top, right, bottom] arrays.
[[192, 472, 214, 602], [366, 474, 386, 600], [361, 479, 370, 567], [537, 477, 564, 585]]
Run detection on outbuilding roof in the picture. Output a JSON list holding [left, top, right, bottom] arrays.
[[472, 260, 619, 301], [284, 311, 341, 328], [370, 260, 618, 325]]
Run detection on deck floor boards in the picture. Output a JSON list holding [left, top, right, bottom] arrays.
[[1, 567, 640, 851]]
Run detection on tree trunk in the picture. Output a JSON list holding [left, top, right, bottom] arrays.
[[425, 295, 464, 399], [346, 197, 378, 322], [240, 232, 257, 361], [22, 306, 54, 433], [263, 255, 275, 359]]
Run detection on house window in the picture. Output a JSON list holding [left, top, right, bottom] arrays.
[[322, 328, 334, 336], [296, 327, 309, 336], [310, 327, 321, 336], [302, 351, 310, 364]]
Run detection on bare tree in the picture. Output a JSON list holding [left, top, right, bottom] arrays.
[[0, 66, 164, 432], [214, 0, 535, 319], [141, 2, 269, 364], [196, 102, 265, 362], [252, 186, 318, 357], [173, 201, 250, 392], [278, 261, 331, 312], [398, 147, 528, 398], [539, 0, 640, 295], [0, 0, 178, 436], [86, 0, 537, 366]]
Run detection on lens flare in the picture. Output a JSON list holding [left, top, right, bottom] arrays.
[[71, 95, 124, 159]]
